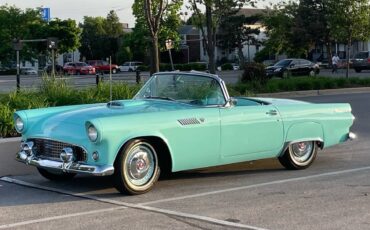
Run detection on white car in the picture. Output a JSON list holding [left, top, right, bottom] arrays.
[[118, 62, 143, 72], [20, 67, 38, 75]]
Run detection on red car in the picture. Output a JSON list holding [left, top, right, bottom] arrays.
[[63, 62, 96, 75], [87, 60, 119, 74]]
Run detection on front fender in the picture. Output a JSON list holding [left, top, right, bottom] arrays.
[[111, 131, 174, 169]]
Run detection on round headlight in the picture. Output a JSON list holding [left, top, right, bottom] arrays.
[[15, 116, 24, 132], [87, 125, 98, 142]]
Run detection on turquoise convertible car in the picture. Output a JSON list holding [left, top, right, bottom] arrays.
[[14, 72, 355, 195]]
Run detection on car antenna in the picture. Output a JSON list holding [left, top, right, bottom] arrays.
[[109, 56, 112, 102]]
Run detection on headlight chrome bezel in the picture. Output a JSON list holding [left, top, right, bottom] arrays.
[[87, 123, 99, 143], [15, 116, 25, 133]]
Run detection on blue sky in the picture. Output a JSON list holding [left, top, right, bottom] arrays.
[[0, 0, 136, 26]]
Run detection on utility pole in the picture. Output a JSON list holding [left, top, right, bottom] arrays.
[[12, 39, 23, 91]]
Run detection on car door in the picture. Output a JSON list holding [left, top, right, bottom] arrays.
[[289, 60, 301, 76], [219, 103, 284, 160]]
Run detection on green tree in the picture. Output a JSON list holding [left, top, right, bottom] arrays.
[[0, 5, 43, 66], [79, 11, 124, 63], [262, 2, 300, 58], [132, 0, 182, 74], [294, 0, 334, 63], [188, 0, 251, 73], [219, 14, 260, 66], [328, 0, 370, 78], [0, 5, 80, 66]]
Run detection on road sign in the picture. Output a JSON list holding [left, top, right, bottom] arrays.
[[41, 8, 50, 22]]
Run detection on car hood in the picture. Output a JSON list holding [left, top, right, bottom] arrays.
[[38, 99, 195, 125], [20, 99, 195, 142]]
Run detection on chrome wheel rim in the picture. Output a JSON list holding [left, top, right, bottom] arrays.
[[290, 141, 313, 164], [126, 143, 155, 186]]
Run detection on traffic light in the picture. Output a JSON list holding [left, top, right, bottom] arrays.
[[12, 38, 23, 51], [47, 37, 58, 49]]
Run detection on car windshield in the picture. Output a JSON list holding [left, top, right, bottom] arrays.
[[134, 73, 226, 106], [274, 59, 292, 67], [354, 52, 369, 59]]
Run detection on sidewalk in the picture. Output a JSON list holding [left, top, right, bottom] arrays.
[[257, 87, 370, 98]]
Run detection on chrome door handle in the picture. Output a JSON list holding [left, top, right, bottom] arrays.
[[266, 110, 278, 116]]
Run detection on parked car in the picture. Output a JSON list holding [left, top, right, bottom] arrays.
[[14, 71, 355, 195], [20, 67, 38, 75], [63, 62, 95, 75], [44, 64, 64, 75], [266, 58, 320, 78], [119, 61, 143, 72], [352, 51, 370, 73], [87, 60, 119, 74]]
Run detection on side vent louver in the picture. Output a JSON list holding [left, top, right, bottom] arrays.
[[178, 118, 201, 126]]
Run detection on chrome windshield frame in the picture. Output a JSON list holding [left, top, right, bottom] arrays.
[[133, 71, 231, 107]]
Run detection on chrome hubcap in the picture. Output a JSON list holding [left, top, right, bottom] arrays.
[[290, 141, 313, 163], [126, 144, 155, 186]]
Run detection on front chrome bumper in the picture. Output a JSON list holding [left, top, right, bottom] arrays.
[[16, 151, 114, 176]]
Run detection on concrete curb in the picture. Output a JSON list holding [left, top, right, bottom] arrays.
[[0, 137, 21, 143], [257, 87, 370, 98]]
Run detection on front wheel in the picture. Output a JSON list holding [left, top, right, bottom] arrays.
[[278, 141, 317, 170], [114, 139, 160, 195], [37, 168, 76, 181], [354, 68, 362, 73]]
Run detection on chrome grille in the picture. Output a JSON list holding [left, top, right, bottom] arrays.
[[30, 138, 87, 162]]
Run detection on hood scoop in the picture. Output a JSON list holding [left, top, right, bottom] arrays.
[[107, 101, 124, 109]]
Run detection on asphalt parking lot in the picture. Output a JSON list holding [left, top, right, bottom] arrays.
[[1, 92, 370, 230], [0, 68, 369, 93]]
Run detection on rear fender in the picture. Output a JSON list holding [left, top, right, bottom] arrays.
[[281, 122, 324, 156]]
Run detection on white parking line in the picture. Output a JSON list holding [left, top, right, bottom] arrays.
[[0, 177, 266, 230], [0, 207, 126, 229], [2, 166, 370, 229], [140, 166, 370, 205]]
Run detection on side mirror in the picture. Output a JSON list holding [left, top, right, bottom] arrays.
[[228, 98, 238, 106]]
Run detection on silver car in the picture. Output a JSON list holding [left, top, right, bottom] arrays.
[[352, 51, 370, 73]]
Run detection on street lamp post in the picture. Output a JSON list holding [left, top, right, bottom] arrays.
[[165, 39, 174, 71]]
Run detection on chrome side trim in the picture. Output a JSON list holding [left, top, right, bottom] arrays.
[[16, 152, 114, 176]]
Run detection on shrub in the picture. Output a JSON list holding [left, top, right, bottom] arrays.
[[221, 63, 233, 71], [241, 62, 267, 84], [137, 65, 150, 71], [0, 103, 17, 138]]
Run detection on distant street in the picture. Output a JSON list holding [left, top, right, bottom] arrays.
[[1, 92, 370, 230], [0, 68, 369, 93]]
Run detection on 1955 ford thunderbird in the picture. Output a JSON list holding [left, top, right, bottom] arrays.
[[14, 72, 355, 195]]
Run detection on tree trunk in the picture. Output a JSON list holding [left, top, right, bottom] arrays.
[[205, 5, 216, 74], [326, 42, 332, 66], [237, 41, 245, 67], [346, 39, 351, 78], [150, 35, 160, 75]]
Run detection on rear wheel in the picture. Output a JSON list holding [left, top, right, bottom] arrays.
[[279, 141, 317, 170], [37, 168, 76, 181], [114, 139, 160, 195], [112, 68, 117, 74]]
